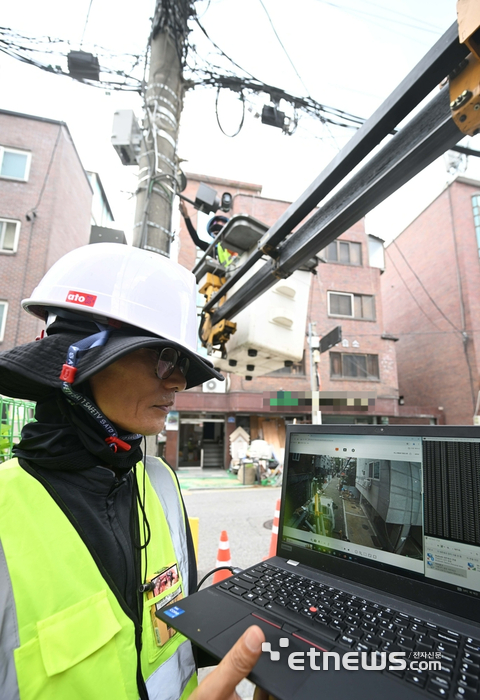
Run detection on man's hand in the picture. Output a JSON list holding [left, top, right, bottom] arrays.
[[191, 625, 265, 700], [179, 199, 189, 219]]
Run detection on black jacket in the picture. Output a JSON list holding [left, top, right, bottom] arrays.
[[23, 461, 197, 616]]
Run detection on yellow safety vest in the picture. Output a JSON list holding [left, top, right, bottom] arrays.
[[0, 457, 197, 700]]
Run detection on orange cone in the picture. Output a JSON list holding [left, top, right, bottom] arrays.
[[212, 530, 233, 583], [267, 498, 281, 558]]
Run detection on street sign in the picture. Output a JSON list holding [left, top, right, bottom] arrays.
[[319, 326, 342, 354]]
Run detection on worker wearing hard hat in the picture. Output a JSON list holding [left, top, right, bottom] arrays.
[[0, 243, 266, 700]]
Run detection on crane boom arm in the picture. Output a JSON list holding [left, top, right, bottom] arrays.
[[202, 22, 468, 318], [210, 85, 463, 324]]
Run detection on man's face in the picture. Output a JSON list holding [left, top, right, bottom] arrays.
[[89, 348, 187, 436]]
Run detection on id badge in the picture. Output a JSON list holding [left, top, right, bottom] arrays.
[[146, 563, 183, 647]]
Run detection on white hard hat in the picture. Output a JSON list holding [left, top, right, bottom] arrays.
[[24, 243, 197, 346], [20, 242, 223, 389]]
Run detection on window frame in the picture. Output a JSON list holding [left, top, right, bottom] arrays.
[[0, 146, 32, 182], [330, 351, 380, 380], [0, 301, 8, 342], [323, 239, 362, 266], [0, 218, 21, 254], [328, 291, 353, 317], [368, 460, 380, 480], [327, 291, 376, 321]]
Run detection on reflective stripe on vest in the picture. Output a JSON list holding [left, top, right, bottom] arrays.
[[0, 458, 196, 700], [0, 538, 20, 700], [144, 456, 189, 607], [145, 642, 197, 700]]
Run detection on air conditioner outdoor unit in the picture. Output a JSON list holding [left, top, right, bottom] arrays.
[[203, 378, 227, 393]]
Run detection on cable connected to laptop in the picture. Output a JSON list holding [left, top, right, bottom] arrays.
[[196, 566, 243, 592]]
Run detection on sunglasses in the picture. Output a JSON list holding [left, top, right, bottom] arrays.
[[155, 347, 190, 380]]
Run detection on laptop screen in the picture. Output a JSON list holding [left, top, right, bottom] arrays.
[[279, 426, 480, 603]]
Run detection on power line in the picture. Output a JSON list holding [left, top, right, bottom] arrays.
[[80, 0, 94, 49], [192, 14, 260, 81], [325, 7, 431, 47], [187, 32, 365, 124], [0, 14, 366, 136], [385, 247, 442, 331], [0, 26, 144, 91], [215, 87, 245, 137], [357, 0, 445, 32], [189, 10, 363, 130], [257, 0, 310, 96], [196, 0, 211, 20], [390, 240, 461, 333], [314, 0, 443, 36], [0, 27, 143, 60], [190, 69, 365, 130]]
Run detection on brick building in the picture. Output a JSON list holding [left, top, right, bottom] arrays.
[[0, 110, 118, 351], [165, 173, 438, 469], [381, 176, 480, 425], [0, 110, 94, 349]]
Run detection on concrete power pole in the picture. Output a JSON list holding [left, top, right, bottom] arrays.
[[134, 0, 192, 457], [133, 0, 192, 255]]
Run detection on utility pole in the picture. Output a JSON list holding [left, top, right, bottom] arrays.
[[133, 0, 193, 255], [308, 324, 342, 425], [133, 1, 192, 457], [308, 322, 321, 425]]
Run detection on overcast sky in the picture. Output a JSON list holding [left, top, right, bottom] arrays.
[[1, 0, 477, 244]]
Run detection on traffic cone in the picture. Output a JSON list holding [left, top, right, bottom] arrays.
[[212, 530, 233, 583], [267, 498, 281, 558]]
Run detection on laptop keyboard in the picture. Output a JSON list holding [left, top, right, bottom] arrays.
[[216, 562, 480, 699]]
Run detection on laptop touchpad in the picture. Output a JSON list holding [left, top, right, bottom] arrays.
[[208, 616, 311, 700]]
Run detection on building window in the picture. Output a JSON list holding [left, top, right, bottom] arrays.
[[330, 352, 379, 380], [0, 219, 20, 253], [0, 147, 31, 181], [368, 461, 380, 479], [328, 291, 375, 320], [472, 195, 480, 256], [368, 235, 385, 270], [323, 239, 362, 266], [0, 302, 8, 342], [87, 172, 114, 226]]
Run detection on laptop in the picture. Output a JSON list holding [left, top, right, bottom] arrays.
[[157, 424, 480, 699]]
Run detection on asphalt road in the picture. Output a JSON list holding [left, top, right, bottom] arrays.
[[183, 485, 283, 584], [183, 486, 282, 698]]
